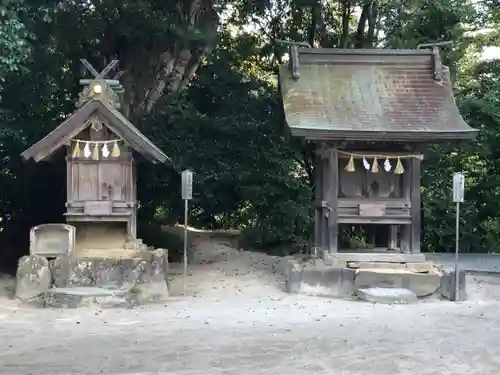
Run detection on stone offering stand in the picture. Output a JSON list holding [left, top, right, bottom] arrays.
[[15, 247, 169, 308]]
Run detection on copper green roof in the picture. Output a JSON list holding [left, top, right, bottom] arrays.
[[279, 48, 477, 141]]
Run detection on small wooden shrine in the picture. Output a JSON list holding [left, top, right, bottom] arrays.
[[21, 60, 170, 253], [280, 47, 477, 258]]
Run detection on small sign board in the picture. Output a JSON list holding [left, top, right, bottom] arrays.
[[359, 203, 386, 217], [181, 170, 193, 200], [453, 172, 465, 203], [30, 224, 75, 257], [84, 201, 112, 216]]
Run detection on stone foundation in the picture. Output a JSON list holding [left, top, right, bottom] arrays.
[[283, 257, 467, 301], [14, 249, 169, 308]]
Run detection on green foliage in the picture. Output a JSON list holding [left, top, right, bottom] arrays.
[[1, 0, 500, 272], [136, 34, 313, 251], [0, 0, 31, 98]]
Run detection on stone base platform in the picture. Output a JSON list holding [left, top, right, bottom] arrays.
[[322, 251, 427, 265], [283, 257, 467, 301], [15, 249, 169, 308]]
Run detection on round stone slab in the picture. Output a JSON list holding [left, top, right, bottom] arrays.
[[355, 287, 418, 304]]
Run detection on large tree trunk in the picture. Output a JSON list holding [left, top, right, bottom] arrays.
[[354, 3, 370, 48], [366, 2, 378, 47], [340, 0, 351, 48], [98, 0, 219, 120]]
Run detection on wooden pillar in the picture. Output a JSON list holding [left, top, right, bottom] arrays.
[[388, 225, 398, 250], [314, 151, 323, 248], [127, 161, 137, 240], [321, 155, 329, 249], [410, 157, 421, 253], [400, 159, 411, 253], [327, 148, 339, 253]]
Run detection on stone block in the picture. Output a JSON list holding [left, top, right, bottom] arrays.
[[15, 255, 52, 302], [357, 262, 406, 271], [49, 250, 168, 292], [48, 249, 169, 306], [354, 269, 441, 298], [440, 269, 467, 301], [356, 287, 418, 304], [93, 258, 142, 288], [284, 260, 303, 293], [284, 260, 355, 298], [128, 249, 169, 305], [49, 256, 143, 289], [406, 262, 436, 273], [50, 256, 93, 287], [300, 266, 356, 298]]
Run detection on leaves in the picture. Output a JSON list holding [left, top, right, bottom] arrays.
[[0, 0, 31, 91], [1, 0, 500, 266]]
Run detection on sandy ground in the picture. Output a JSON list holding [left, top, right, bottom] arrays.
[[1, 239, 500, 375]]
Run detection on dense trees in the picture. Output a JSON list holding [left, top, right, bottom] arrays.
[[0, 0, 499, 269]]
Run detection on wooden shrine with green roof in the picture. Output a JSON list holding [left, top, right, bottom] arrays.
[[21, 60, 170, 258], [280, 46, 477, 261]]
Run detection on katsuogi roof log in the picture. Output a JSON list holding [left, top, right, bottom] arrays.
[[279, 48, 477, 141]]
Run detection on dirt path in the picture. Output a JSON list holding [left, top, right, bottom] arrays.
[[0, 236, 500, 375]]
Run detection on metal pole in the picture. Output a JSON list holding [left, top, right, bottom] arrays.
[[455, 201, 460, 301], [182, 199, 188, 295]]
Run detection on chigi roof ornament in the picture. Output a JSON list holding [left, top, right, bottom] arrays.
[[417, 41, 454, 84], [275, 39, 311, 81], [77, 59, 125, 109]]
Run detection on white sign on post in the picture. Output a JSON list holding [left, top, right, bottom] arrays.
[[452, 172, 465, 302], [181, 170, 193, 200], [453, 172, 465, 203], [181, 169, 193, 295]]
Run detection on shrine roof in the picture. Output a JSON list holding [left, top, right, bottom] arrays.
[[21, 99, 170, 163], [279, 48, 478, 141]]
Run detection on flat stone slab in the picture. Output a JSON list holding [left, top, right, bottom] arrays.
[[45, 287, 131, 308], [346, 261, 436, 273], [323, 252, 427, 264], [354, 269, 441, 297], [356, 287, 418, 304], [50, 287, 128, 297]]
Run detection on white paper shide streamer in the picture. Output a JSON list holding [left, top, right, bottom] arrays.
[[362, 157, 370, 170], [384, 157, 392, 172], [83, 143, 91, 158], [101, 143, 110, 158]]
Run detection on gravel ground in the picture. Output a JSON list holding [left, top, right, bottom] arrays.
[[1, 242, 500, 375]]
